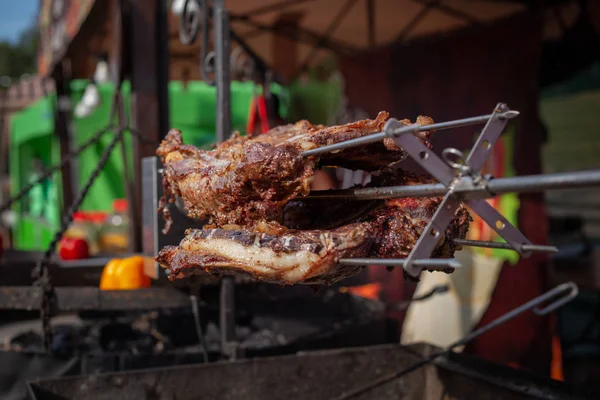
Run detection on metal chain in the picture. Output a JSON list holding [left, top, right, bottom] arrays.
[[0, 126, 156, 213], [127, 127, 161, 146], [0, 90, 124, 213], [0, 124, 114, 213], [31, 89, 129, 352], [1, 62, 151, 353], [33, 123, 127, 350]]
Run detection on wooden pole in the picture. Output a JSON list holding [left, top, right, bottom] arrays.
[[124, 0, 170, 252]]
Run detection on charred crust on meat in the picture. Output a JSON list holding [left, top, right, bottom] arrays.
[[155, 113, 436, 227], [155, 193, 471, 285], [154, 112, 473, 285]]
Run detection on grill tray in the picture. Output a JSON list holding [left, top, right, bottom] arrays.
[[28, 343, 596, 400]]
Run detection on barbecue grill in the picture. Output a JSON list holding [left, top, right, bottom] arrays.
[[0, 0, 597, 397], [27, 343, 598, 400], [0, 284, 392, 400], [137, 0, 599, 358], [151, 7, 600, 398]]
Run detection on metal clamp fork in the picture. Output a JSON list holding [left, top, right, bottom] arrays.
[[386, 103, 527, 278]]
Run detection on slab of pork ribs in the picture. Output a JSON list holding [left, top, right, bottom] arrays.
[[156, 113, 472, 285]]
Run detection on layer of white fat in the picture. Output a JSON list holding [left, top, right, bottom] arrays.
[[182, 238, 326, 283]]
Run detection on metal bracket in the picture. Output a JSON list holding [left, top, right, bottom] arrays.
[[177, 0, 237, 361], [387, 103, 528, 277]]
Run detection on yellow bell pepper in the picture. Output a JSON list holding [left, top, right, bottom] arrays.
[[100, 256, 151, 290]]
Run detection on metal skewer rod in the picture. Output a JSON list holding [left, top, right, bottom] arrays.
[[339, 240, 557, 268], [301, 111, 518, 157], [306, 169, 600, 200], [339, 258, 461, 269], [453, 238, 558, 254], [307, 182, 445, 200]]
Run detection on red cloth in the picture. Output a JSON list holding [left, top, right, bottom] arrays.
[[340, 12, 552, 375]]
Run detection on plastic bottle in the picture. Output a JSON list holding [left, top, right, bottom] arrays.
[[64, 212, 92, 241], [87, 211, 107, 256], [99, 199, 129, 254]]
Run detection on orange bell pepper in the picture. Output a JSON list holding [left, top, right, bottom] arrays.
[[99, 258, 122, 290], [100, 256, 151, 290], [117, 255, 151, 290]]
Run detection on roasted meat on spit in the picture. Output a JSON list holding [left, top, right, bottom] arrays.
[[156, 112, 434, 228], [155, 113, 472, 285], [156, 191, 471, 284]]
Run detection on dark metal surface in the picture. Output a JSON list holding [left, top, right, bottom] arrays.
[[189, 294, 209, 363], [141, 157, 160, 262], [0, 287, 191, 311], [0, 254, 104, 287], [27, 343, 595, 400], [219, 276, 238, 359]]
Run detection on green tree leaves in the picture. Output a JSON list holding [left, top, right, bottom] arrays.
[[0, 23, 39, 80]]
